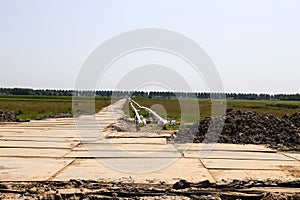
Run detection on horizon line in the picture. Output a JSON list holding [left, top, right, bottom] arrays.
[[0, 87, 299, 96]]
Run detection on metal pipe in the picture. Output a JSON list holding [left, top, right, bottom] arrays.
[[130, 98, 167, 126], [140, 106, 168, 126], [129, 100, 143, 126], [131, 99, 142, 109]]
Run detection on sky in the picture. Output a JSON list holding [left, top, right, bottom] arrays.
[[0, 0, 299, 94]]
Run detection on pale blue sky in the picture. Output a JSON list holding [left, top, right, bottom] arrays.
[[0, 0, 299, 94]]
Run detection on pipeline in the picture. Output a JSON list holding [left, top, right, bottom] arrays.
[[131, 99, 167, 126], [128, 99, 143, 126]]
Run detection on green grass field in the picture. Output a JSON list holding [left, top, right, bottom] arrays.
[[0, 95, 112, 120], [1, 95, 300, 121], [124, 97, 300, 121]]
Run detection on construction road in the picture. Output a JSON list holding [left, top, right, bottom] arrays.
[[0, 99, 299, 186]]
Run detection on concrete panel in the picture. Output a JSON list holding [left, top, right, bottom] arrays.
[[100, 138, 167, 144], [184, 151, 293, 161], [53, 158, 214, 184], [282, 153, 300, 161], [0, 148, 69, 157], [0, 136, 80, 142], [175, 143, 275, 152], [0, 122, 19, 125], [0, 132, 29, 137], [0, 128, 43, 133], [0, 157, 74, 181], [106, 132, 171, 138], [201, 159, 300, 170], [19, 130, 80, 138], [80, 138, 166, 145], [30, 120, 75, 124], [16, 122, 74, 126], [8, 125, 62, 128], [64, 150, 181, 158], [76, 130, 107, 139], [0, 130, 29, 133], [0, 141, 79, 149], [209, 169, 298, 182], [74, 143, 178, 152], [1, 129, 109, 141]]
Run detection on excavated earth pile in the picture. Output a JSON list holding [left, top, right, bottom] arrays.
[[0, 110, 18, 122], [177, 109, 300, 151]]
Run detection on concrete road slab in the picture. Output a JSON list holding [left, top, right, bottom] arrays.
[[74, 143, 178, 152], [94, 116, 119, 120], [15, 122, 74, 126], [201, 159, 300, 170], [175, 143, 275, 152], [64, 150, 181, 158], [0, 132, 32, 137], [76, 131, 107, 139], [18, 130, 80, 138], [0, 128, 43, 133], [0, 128, 32, 132], [0, 148, 69, 157], [0, 136, 81, 142], [184, 151, 293, 160], [0, 157, 74, 181], [77, 138, 167, 145], [99, 138, 167, 144], [0, 122, 19, 125], [0, 141, 79, 149], [95, 115, 116, 119], [209, 169, 299, 181], [282, 153, 300, 160], [106, 132, 171, 138], [53, 158, 214, 183], [7, 125, 62, 128], [29, 120, 74, 123]]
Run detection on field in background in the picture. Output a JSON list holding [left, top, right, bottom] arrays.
[[0, 95, 112, 120], [1, 95, 300, 121], [124, 97, 300, 121]]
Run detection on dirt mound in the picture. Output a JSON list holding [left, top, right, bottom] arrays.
[[0, 110, 18, 122], [177, 109, 300, 151], [284, 112, 300, 128]]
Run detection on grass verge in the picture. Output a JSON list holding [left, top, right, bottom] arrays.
[[124, 97, 300, 122], [0, 95, 112, 120]]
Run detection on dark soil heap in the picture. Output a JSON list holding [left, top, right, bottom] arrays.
[[0, 110, 18, 122], [177, 109, 300, 151]]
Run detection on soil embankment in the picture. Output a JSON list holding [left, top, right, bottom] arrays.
[[177, 109, 300, 151], [0, 110, 18, 122]]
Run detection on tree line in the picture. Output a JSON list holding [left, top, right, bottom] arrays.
[[0, 87, 299, 101]]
